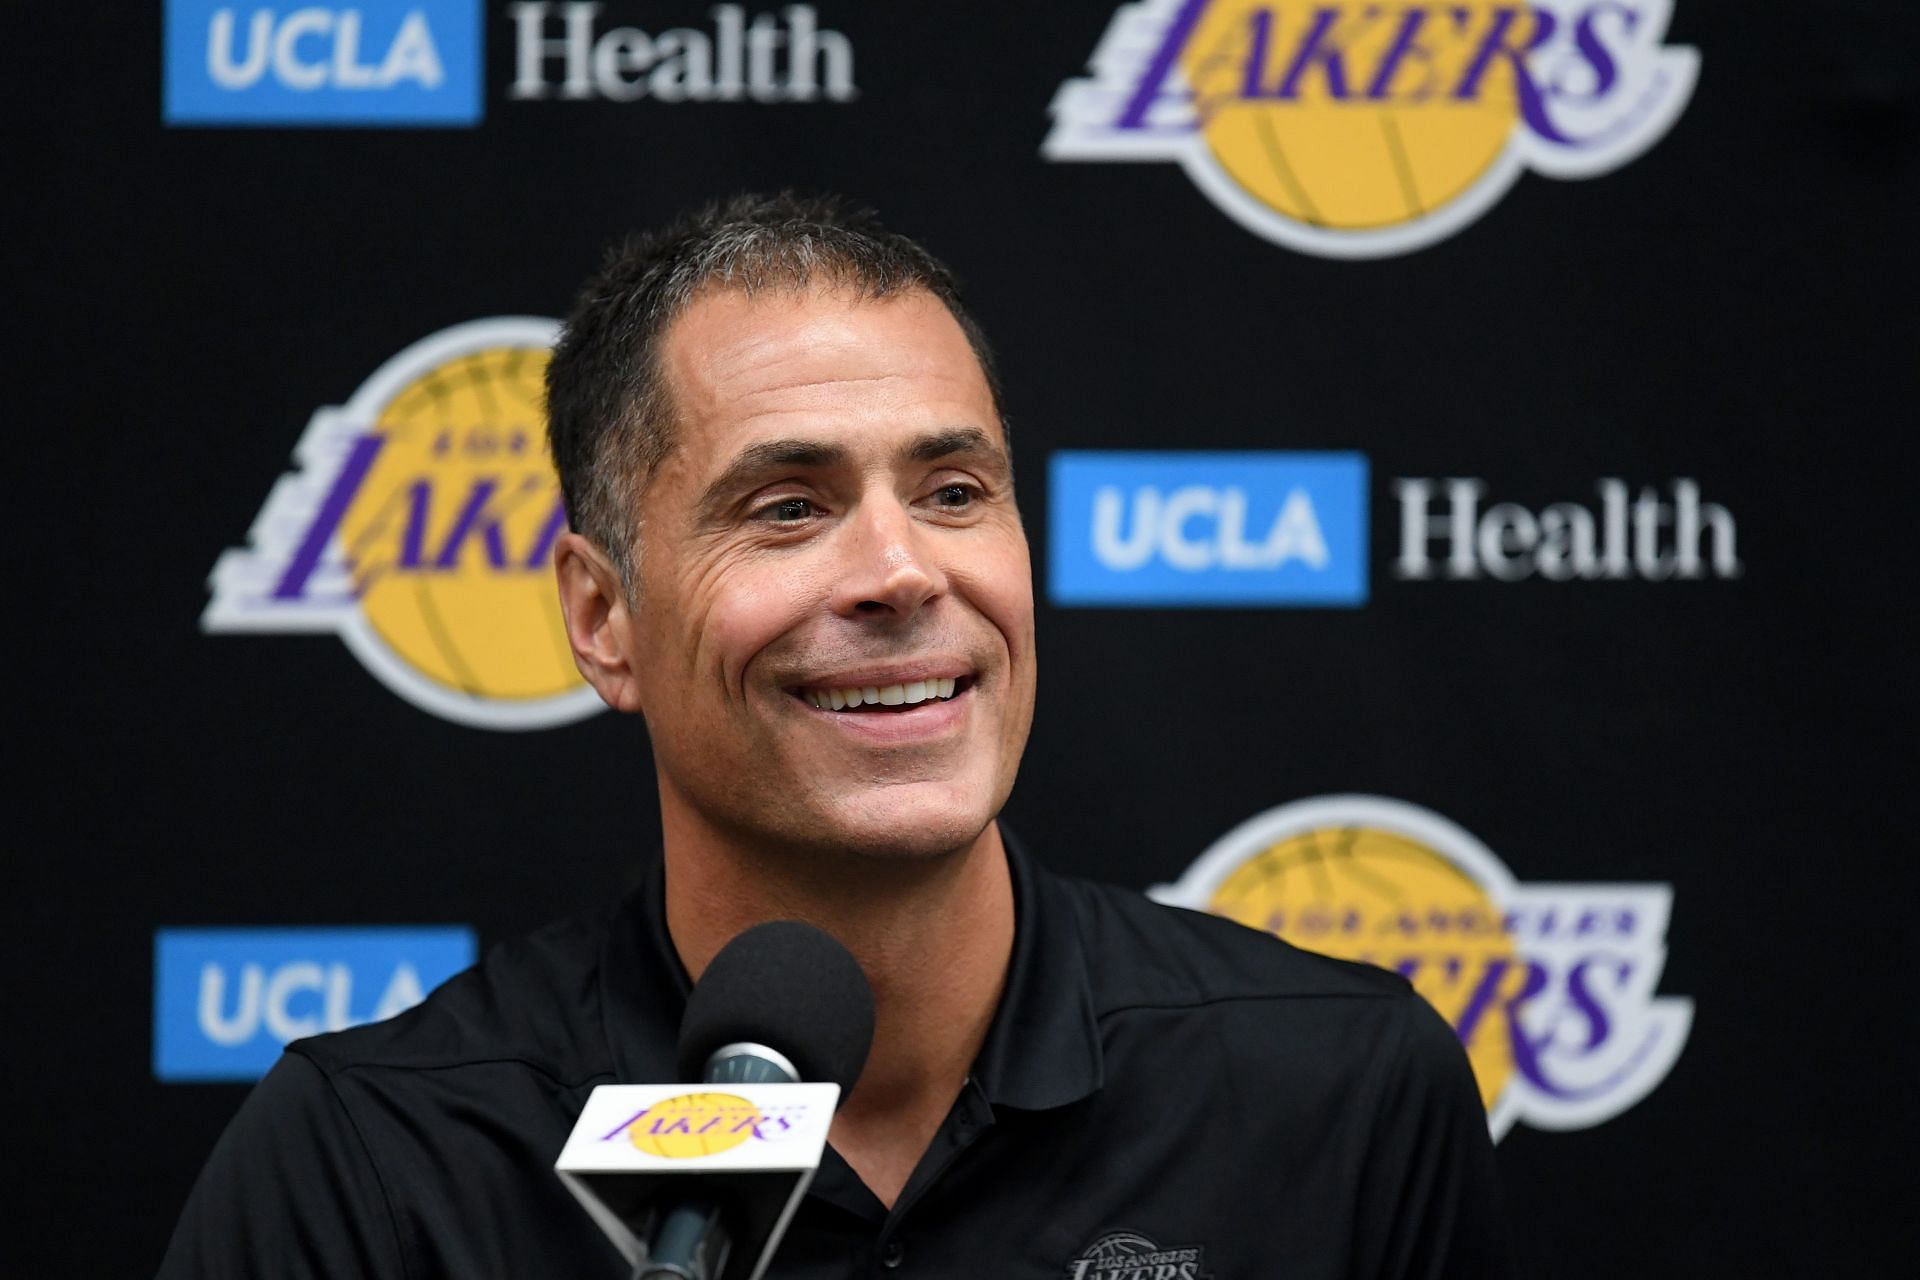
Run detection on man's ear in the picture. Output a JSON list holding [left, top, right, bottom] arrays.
[[554, 531, 646, 714]]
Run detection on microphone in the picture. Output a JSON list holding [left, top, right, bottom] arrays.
[[646, 921, 875, 1280], [557, 921, 875, 1280], [677, 918, 876, 1092]]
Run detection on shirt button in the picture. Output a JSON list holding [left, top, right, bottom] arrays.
[[881, 1239, 906, 1269]]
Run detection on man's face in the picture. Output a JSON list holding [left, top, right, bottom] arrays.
[[613, 285, 1034, 861]]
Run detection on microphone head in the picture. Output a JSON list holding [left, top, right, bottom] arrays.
[[676, 920, 876, 1098]]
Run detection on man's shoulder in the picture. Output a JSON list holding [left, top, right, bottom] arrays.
[[1049, 869, 1413, 1016], [158, 907, 639, 1279], [1047, 868, 1482, 1125], [290, 905, 619, 1088]]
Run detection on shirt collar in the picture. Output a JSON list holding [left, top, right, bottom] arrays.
[[599, 854, 691, 1085], [970, 826, 1105, 1112], [599, 825, 1105, 1112]]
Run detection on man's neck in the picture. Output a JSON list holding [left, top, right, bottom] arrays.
[[659, 806, 1016, 1208]]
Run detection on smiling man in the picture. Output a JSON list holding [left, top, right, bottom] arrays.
[[545, 221, 1036, 1206], [158, 196, 1511, 1278]]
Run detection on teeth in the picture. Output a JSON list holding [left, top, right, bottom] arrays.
[[803, 678, 964, 710]]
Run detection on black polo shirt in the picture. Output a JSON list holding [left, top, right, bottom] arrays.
[[158, 834, 1511, 1278]]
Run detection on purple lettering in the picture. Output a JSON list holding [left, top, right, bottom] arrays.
[[1275, 7, 1378, 100], [1507, 952, 1660, 1100], [1499, 958, 1553, 1079], [523, 497, 568, 570], [272, 434, 384, 599], [1453, 957, 1512, 1049], [433, 480, 511, 570], [399, 480, 433, 569], [1565, 956, 1622, 1051], [597, 1107, 649, 1142], [1569, 2, 1634, 100], [1365, 7, 1438, 101], [1241, 8, 1274, 98], [1455, 7, 1588, 146], [1454, 7, 1553, 99], [1117, 0, 1213, 129]]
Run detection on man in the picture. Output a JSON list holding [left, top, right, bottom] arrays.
[[160, 195, 1511, 1278]]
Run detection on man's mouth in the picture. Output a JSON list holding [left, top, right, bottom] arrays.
[[794, 676, 971, 712]]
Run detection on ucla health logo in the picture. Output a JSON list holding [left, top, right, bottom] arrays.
[[1155, 796, 1692, 1137], [204, 317, 606, 730], [1045, 0, 1699, 258], [154, 927, 476, 1081], [164, 1, 483, 126], [1050, 451, 1367, 606]]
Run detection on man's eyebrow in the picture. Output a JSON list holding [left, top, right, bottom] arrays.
[[903, 426, 1006, 468], [697, 438, 847, 513], [695, 428, 1009, 517]]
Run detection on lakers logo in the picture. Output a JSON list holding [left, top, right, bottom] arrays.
[[624, 1093, 766, 1159], [1067, 1231, 1210, 1280], [598, 1091, 801, 1159], [1045, 0, 1699, 257], [1153, 795, 1691, 1137], [204, 318, 605, 730]]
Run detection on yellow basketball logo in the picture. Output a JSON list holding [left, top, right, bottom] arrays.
[[1154, 795, 1694, 1138], [204, 318, 606, 730], [1046, 0, 1700, 257], [625, 1092, 766, 1160]]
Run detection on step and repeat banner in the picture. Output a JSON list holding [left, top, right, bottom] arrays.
[[15, 2, 1913, 1275]]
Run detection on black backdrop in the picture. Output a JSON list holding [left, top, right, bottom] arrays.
[[13, 2, 1917, 1275]]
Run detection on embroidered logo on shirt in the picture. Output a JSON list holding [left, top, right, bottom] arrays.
[[1067, 1230, 1211, 1280]]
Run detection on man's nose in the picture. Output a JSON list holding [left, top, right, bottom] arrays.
[[829, 496, 946, 618]]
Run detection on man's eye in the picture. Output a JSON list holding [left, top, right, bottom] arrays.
[[758, 497, 816, 523], [932, 484, 975, 509]]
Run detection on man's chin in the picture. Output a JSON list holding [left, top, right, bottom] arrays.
[[834, 820, 995, 865], [787, 782, 1000, 864]]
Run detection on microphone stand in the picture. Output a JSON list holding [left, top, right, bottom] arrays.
[[636, 1200, 727, 1280], [634, 1043, 801, 1280]]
